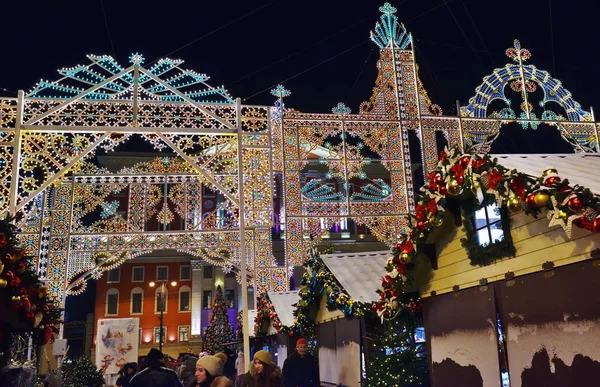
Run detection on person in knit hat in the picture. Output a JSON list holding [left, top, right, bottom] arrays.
[[282, 338, 319, 387], [239, 350, 282, 387], [193, 354, 227, 387]]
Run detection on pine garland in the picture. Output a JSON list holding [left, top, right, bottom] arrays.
[[460, 195, 516, 266]]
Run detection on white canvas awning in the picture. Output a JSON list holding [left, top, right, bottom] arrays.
[[492, 154, 600, 195], [320, 250, 391, 303], [267, 290, 300, 327]]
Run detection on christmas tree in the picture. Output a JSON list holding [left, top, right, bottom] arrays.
[[363, 315, 428, 387], [62, 357, 105, 387], [203, 286, 234, 354], [236, 310, 244, 340]]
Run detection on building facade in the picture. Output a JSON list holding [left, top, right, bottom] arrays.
[[92, 255, 246, 359]]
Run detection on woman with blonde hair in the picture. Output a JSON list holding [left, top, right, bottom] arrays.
[[239, 351, 282, 387]]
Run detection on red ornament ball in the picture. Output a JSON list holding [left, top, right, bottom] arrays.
[[544, 176, 561, 187], [435, 174, 443, 184], [416, 220, 427, 230], [459, 155, 471, 167], [593, 217, 600, 233], [573, 217, 591, 229], [438, 186, 448, 196], [456, 175, 465, 184], [525, 194, 536, 207], [567, 196, 584, 212]]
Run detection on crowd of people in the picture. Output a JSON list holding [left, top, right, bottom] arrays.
[[114, 338, 319, 387]]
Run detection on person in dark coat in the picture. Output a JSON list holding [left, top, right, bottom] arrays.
[[180, 355, 199, 387], [129, 348, 184, 387], [239, 350, 282, 387], [116, 362, 138, 386], [282, 338, 319, 387]]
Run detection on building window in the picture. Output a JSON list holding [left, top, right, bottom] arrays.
[[203, 266, 213, 279], [106, 289, 119, 316], [155, 288, 168, 313], [203, 291, 212, 309], [154, 327, 166, 344], [179, 326, 190, 342], [180, 265, 191, 281], [225, 289, 235, 309], [157, 266, 168, 281], [131, 288, 143, 314], [179, 286, 191, 312], [107, 267, 120, 283], [132, 267, 144, 282], [474, 203, 504, 246]]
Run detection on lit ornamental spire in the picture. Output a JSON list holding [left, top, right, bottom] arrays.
[[370, 3, 412, 49]]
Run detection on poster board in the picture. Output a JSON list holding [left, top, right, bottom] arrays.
[[95, 318, 140, 374]]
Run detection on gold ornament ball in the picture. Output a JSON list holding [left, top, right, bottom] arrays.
[[508, 197, 522, 213], [0, 278, 7, 288], [0, 262, 3, 275], [400, 252, 410, 262], [447, 180, 462, 196], [429, 215, 443, 227], [534, 192, 550, 207], [542, 168, 558, 178], [471, 180, 481, 192], [391, 300, 399, 310]]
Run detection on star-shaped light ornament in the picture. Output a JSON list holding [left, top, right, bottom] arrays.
[[546, 196, 582, 238], [129, 52, 145, 65]]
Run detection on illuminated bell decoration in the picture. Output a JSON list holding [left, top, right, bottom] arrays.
[[567, 196, 584, 212], [542, 168, 558, 178], [533, 192, 550, 207], [447, 180, 462, 196], [508, 196, 522, 212]]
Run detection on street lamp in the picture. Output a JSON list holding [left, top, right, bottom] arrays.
[[149, 280, 177, 352]]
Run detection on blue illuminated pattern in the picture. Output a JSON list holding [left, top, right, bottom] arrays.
[[27, 53, 235, 104], [370, 3, 412, 49]]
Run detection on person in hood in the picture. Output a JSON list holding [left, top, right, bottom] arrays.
[[282, 339, 319, 387], [180, 355, 199, 387], [239, 350, 282, 387], [116, 362, 138, 386], [129, 348, 184, 387]]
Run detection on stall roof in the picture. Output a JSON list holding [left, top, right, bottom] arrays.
[[320, 250, 391, 303], [267, 290, 300, 327], [492, 154, 600, 194]]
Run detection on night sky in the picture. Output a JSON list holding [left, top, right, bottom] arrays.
[[2, 0, 599, 319]]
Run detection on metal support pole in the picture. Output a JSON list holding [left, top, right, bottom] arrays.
[[456, 100, 465, 152], [236, 97, 251, 368], [8, 90, 24, 217], [159, 284, 165, 352]]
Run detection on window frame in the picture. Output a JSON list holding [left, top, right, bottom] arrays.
[[203, 290, 213, 309], [107, 267, 121, 283], [156, 266, 168, 281], [132, 266, 145, 283], [178, 325, 190, 342], [203, 266, 213, 279], [179, 286, 191, 312], [130, 287, 144, 315], [106, 288, 119, 316], [154, 327, 166, 344], [473, 203, 504, 247], [180, 265, 191, 281]]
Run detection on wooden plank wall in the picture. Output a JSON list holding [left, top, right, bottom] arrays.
[[420, 209, 600, 297], [316, 293, 344, 324]]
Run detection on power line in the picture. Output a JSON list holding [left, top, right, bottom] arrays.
[[0, 87, 17, 95], [348, 47, 374, 100], [147, 0, 277, 67], [231, 14, 374, 86], [243, 40, 370, 102], [99, 0, 116, 59], [442, 0, 484, 65], [460, 0, 493, 63]]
